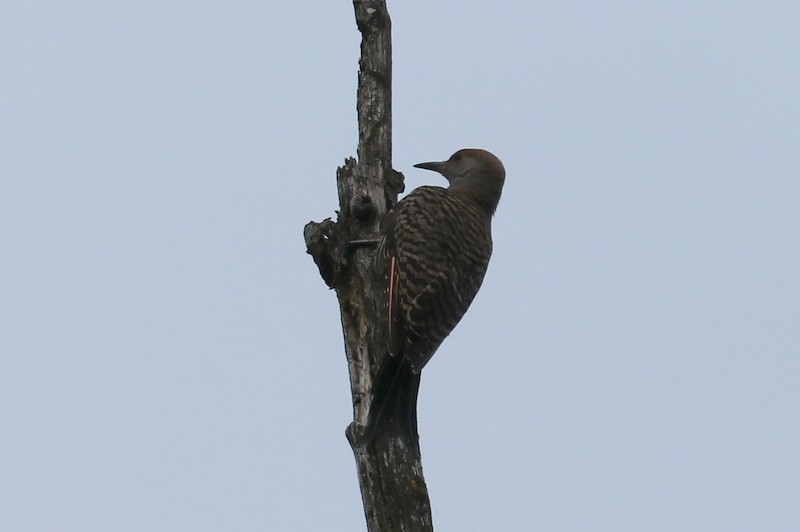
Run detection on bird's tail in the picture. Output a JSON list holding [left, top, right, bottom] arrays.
[[363, 353, 421, 443]]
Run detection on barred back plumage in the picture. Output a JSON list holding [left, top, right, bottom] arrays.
[[365, 149, 505, 441]]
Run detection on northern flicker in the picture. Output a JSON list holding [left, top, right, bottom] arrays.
[[365, 148, 505, 441]]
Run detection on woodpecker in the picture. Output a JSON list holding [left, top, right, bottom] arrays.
[[365, 148, 505, 441]]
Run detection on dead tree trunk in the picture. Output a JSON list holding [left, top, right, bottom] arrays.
[[303, 1, 434, 531]]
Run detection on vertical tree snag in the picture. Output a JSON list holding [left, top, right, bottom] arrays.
[[303, 1, 434, 531]]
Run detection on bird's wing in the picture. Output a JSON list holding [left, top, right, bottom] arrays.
[[386, 254, 404, 357], [385, 189, 491, 373], [377, 206, 405, 358], [401, 267, 483, 373]]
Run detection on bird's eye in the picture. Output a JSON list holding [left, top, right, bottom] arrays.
[[453, 153, 463, 161]]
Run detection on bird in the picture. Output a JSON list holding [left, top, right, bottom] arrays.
[[365, 148, 505, 442]]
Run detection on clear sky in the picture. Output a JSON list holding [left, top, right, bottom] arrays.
[[2, 2, 798, 531]]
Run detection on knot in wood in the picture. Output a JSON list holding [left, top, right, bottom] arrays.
[[351, 194, 377, 224]]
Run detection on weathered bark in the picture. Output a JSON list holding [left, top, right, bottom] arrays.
[[303, 1, 433, 531]]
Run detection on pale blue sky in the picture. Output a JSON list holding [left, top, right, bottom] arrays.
[[2, 2, 799, 531]]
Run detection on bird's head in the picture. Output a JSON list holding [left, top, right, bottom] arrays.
[[414, 148, 505, 214]]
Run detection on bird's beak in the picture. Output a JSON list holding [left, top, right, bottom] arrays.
[[413, 161, 446, 173]]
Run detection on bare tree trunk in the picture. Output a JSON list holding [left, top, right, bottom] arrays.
[[303, 1, 433, 531]]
